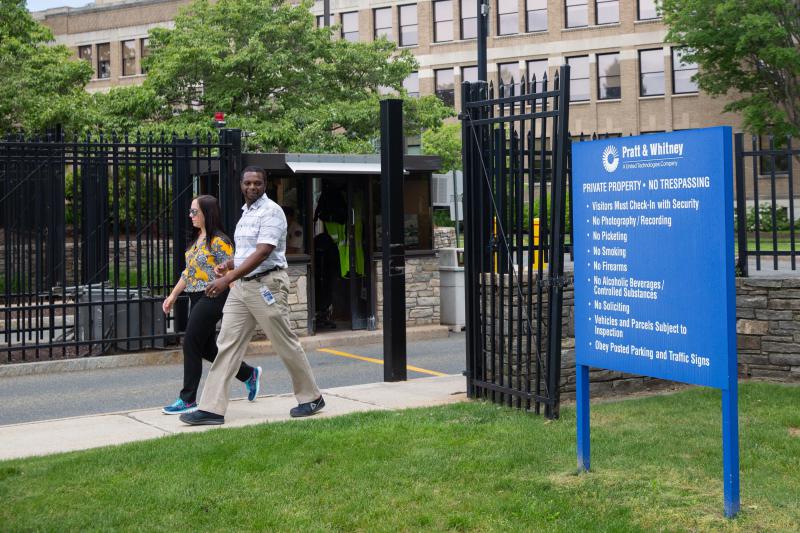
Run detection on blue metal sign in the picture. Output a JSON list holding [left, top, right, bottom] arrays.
[[571, 127, 739, 517]]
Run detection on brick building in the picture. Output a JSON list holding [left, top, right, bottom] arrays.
[[35, 0, 742, 134]]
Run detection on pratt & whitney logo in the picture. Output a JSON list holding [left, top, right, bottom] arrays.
[[601, 145, 619, 173]]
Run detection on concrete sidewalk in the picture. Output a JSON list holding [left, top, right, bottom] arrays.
[[0, 374, 467, 461]]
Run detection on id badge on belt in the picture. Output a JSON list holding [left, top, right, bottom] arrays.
[[259, 285, 276, 305]]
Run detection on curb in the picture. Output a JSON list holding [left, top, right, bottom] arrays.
[[0, 325, 453, 378]]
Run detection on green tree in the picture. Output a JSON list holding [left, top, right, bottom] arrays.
[[0, 0, 93, 134], [662, 0, 800, 138], [422, 122, 462, 171], [98, 0, 452, 152]]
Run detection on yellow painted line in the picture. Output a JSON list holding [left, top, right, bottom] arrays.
[[318, 348, 448, 377]]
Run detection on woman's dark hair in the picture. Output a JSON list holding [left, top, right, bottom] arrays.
[[188, 195, 230, 248]]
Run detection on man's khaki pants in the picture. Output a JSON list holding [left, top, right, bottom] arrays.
[[198, 270, 321, 416]]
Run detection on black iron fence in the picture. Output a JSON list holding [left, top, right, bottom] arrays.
[[0, 130, 241, 363], [735, 134, 800, 275], [461, 68, 570, 419]]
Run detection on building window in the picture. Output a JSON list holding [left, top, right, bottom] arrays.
[[596, 0, 619, 24], [433, 0, 454, 42], [97, 43, 111, 79], [567, 56, 589, 101], [461, 0, 477, 39], [639, 48, 664, 96], [597, 52, 621, 99], [461, 65, 478, 83], [121, 40, 136, 77], [672, 47, 698, 94], [399, 4, 418, 46], [406, 135, 422, 155], [526, 0, 547, 32], [316, 14, 335, 27], [759, 137, 790, 175], [341, 12, 359, 42], [78, 44, 92, 62], [403, 71, 419, 97], [140, 38, 149, 74], [526, 59, 548, 91], [435, 68, 455, 106], [498, 62, 520, 92], [638, 0, 659, 20], [374, 7, 393, 40], [565, 0, 588, 28], [498, 0, 519, 35]]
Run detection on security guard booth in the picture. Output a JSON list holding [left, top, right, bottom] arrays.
[[239, 153, 441, 336]]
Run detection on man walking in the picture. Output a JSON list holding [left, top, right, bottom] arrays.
[[180, 167, 324, 425]]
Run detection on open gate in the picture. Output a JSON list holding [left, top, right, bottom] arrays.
[[461, 66, 570, 419]]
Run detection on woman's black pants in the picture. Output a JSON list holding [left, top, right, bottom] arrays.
[[180, 290, 254, 404]]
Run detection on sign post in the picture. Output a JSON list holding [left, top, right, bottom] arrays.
[[572, 127, 739, 517]]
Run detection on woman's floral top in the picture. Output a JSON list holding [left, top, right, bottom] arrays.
[[180, 236, 233, 292]]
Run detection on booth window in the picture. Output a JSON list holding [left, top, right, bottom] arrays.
[[267, 177, 308, 255], [372, 174, 433, 252]]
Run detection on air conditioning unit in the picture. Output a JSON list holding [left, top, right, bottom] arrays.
[[431, 171, 464, 221], [431, 173, 451, 206]]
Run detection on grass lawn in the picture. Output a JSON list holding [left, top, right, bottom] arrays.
[[1, 382, 799, 531]]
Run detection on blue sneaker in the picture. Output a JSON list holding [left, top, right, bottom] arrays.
[[246, 366, 262, 401], [162, 398, 198, 415]]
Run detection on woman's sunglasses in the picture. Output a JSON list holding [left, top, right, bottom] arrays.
[[189, 208, 199, 216]]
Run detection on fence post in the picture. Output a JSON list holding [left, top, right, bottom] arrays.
[[461, 81, 476, 398], [172, 138, 192, 334], [219, 129, 242, 233], [545, 65, 570, 420], [734, 133, 748, 277], [45, 127, 66, 289], [380, 99, 407, 382], [80, 142, 109, 285]]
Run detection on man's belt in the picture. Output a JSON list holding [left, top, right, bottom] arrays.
[[242, 266, 284, 282]]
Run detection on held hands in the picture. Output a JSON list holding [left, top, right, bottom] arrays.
[[208, 259, 234, 297], [205, 277, 229, 298], [214, 259, 233, 277]]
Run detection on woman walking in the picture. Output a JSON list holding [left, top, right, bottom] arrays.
[[161, 195, 261, 414]]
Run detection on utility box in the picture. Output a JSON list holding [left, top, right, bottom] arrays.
[[439, 248, 465, 329], [77, 286, 166, 352]]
